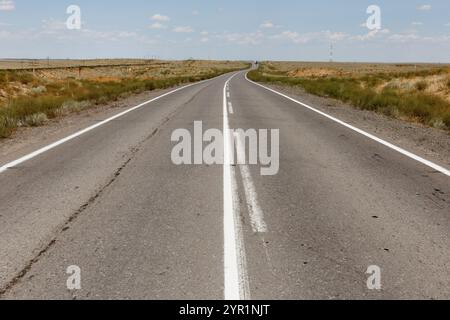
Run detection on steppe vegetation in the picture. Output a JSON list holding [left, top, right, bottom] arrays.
[[0, 59, 249, 138], [249, 62, 450, 131]]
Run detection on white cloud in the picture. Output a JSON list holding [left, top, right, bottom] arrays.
[[149, 22, 167, 29], [327, 31, 348, 41], [0, 30, 11, 38], [351, 28, 390, 41], [151, 14, 170, 22], [272, 28, 444, 46], [218, 31, 264, 45], [272, 30, 349, 44], [412, 22, 424, 26], [80, 29, 157, 44], [388, 33, 420, 42], [353, 30, 379, 41], [421, 35, 450, 42], [41, 19, 67, 33], [388, 33, 450, 43], [173, 26, 194, 33], [192, 10, 199, 15], [272, 28, 394, 44], [0, 0, 14, 11], [417, 4, 431, 11], [272, 31, 308, 43], [200, 31, 209, 42], [1, 19, 157, 45], [445, 23, 450, 27], [260, 21, 274, 29]]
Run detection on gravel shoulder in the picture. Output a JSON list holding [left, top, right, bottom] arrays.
[[265, 83, 450, 170]]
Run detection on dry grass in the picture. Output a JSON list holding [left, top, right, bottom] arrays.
[[249, 62, 450, 131], [0, 59, 155, 70], [262, 61, 448, 76], [0, 60, 249, 138]]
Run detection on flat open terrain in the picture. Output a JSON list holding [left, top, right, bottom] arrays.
[[0, 58, 186, 70]]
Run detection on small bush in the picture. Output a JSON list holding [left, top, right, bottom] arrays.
[[0, 115, 15, 138], [415, 81, 428, 91], [5, 71, 35, 85], [443, 112, 450, 128], [61, 100, 91, 114], [30, 86, 47, 94], [430, 118, 446, 130], [24, 113, 48, 127]]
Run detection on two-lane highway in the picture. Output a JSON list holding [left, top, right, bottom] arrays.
[[0, 70, 448, 299]]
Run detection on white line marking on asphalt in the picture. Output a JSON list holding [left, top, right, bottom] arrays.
[[0, 78, 217, 174], [223, 72, 250, 300], [245, 73, 450, 177], [228, 102, 234, 114], [231, 160, 251, 300], [235, 133, 267, 233]]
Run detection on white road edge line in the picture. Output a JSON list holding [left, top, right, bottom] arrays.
[[223, 72, 250, 300], [231, 155, 251, 300], [228, 102, 234, 114], [245, 73, 450, 177], [0, 77, 217, 174], [235, 132, 267, 233]]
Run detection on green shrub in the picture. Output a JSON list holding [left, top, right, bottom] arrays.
[[61, 100, 91, 114], [24, 113, 48, 127], [415, 81, 428, 91], [443, 112, 450, 128], [0, 115, 15, 138]]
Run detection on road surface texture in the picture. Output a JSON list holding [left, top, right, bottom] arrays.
[[0, 70, 448, 300]]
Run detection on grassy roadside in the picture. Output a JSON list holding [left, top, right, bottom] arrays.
[[248, 64, 450, 131], [0, 64, 249, 138]]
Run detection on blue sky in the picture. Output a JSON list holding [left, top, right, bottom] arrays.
[[1, 0, 449, 62]]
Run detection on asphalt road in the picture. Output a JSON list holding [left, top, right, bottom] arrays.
[[0, 70, 448, 299]]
